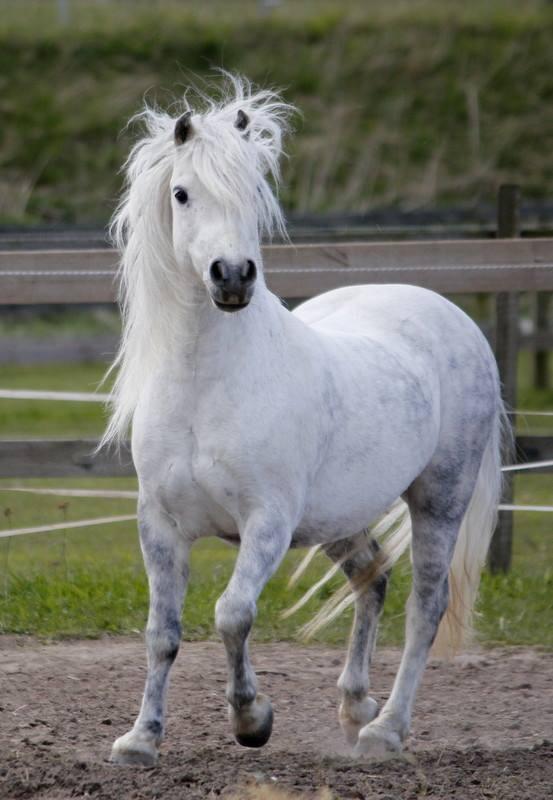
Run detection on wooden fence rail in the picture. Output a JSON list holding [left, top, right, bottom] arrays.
[[1, 238, 553, 304], [1, 436, 551, 479], [0, 440, 133, 479]]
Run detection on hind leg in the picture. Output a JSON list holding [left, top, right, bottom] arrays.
[[356, 460, 480, 757], [325, 533, 388, 747]]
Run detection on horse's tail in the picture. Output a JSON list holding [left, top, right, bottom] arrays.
[[285, 401, 509, 656], [282, 499, 413, 639], [433, 399, 509, 656]]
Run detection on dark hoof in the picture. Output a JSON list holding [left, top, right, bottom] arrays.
[[235, 707, 273, 748]]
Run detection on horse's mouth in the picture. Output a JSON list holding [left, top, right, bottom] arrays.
[[207, 271, 255, 311], [210, 286, 253, 312], [213, 299, 251, 313]]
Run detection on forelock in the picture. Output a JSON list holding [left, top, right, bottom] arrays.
[[173, 75, 295, 238]]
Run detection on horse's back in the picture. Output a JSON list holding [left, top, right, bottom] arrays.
[[294, 284, 494, 384], [294, 282, 500, 453], [294, 284, 471, 339]]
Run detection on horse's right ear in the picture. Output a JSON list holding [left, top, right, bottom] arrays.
[[174, 112, 193, 145]]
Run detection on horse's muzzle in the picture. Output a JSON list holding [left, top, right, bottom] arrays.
[[208, 258, 257, 312]]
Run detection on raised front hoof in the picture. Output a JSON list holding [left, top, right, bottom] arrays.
[[230, 693, 274, 749], [235, 717, 273, 748], [339, 695, 379, 748], [110, 731, 158, 768], [354, 721, 403, 760]]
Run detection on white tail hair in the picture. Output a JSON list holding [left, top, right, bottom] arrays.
[[433, 401, 509, 655], [283, 500, 412, 638], [286, 402, 508, 656], [100, 73, 295, 449]]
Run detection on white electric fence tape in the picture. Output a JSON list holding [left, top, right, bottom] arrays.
[[0, 485, 551, 543], [499, 504, 553, 512], [512, 410, 553, 416], [0, 514, 137, 540], [502, 459, 553, 472], [0, 389, 110, 402], [0, 504, 551, 541], [0, 487, 138, 499]]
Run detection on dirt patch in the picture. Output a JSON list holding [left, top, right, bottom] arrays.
[[0, 637, 552, 798]]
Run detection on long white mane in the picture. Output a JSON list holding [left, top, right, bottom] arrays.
[[101, 75, 294, 447]]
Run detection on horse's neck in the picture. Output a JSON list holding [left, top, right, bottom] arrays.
[[166, 281, 286, 380]]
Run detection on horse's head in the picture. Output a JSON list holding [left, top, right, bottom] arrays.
[[103, 78, 293, 445], [168, 83, 292, 312], [170, 109, 259, 312]]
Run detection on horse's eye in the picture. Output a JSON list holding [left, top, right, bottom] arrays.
[[173, 187, 188, 205]]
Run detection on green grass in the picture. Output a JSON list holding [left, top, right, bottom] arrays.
[[2, 1, 553, 223], [0, 479, 550, 647], [0, 363, 110, 437], [0, 307, 120, 337], [0, 352, 551, 647]]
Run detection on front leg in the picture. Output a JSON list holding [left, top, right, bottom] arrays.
[[215, 513, 292, 748], [111, 505, 189, 767]]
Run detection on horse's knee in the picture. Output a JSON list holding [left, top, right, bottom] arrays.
[[407, 572, 450, 644], [414, 569, 449, 613], [436, 575, 450, 617], [372, 572, 389, 608], [215, 593, 255, 642], [146, 616, 181, 663]]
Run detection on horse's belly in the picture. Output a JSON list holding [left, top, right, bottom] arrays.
[[293, 412, 438, 546], [293, 478, 401, 546], [293, 483, 399, 546]]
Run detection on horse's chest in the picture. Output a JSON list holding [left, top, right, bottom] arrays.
[[133, 420, 240, 536]]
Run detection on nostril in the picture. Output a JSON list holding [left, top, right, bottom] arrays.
[[241, 260, 257, 284], [209, 260, 228, 286]]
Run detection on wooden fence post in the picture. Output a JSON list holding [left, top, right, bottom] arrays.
[[535, 292, 551, 389], [489, 184, 520, 573], [57, 0, 70, 25]]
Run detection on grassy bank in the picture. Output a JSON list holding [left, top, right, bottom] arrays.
[[1, 1, 553, 223]]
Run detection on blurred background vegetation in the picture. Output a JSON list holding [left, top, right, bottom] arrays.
[[1, 0, 553, 223]]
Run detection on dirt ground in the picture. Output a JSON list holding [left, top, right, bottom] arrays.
[[0, 637, 552, 799]]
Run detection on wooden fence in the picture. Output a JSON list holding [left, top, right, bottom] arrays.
[[1, 218, 553, 571], [2, 237, 553, 303], [1, 437, 551, 481]]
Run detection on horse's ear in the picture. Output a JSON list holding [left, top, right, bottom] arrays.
[[235, 109, 249, 133], [174, 112, 193, 145]]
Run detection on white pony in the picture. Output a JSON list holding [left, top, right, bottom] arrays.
[[105, 76, 504, 767]]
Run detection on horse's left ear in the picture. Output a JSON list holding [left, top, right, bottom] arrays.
[[235, 109, 249, 133], [175, 112, 193, 145]]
